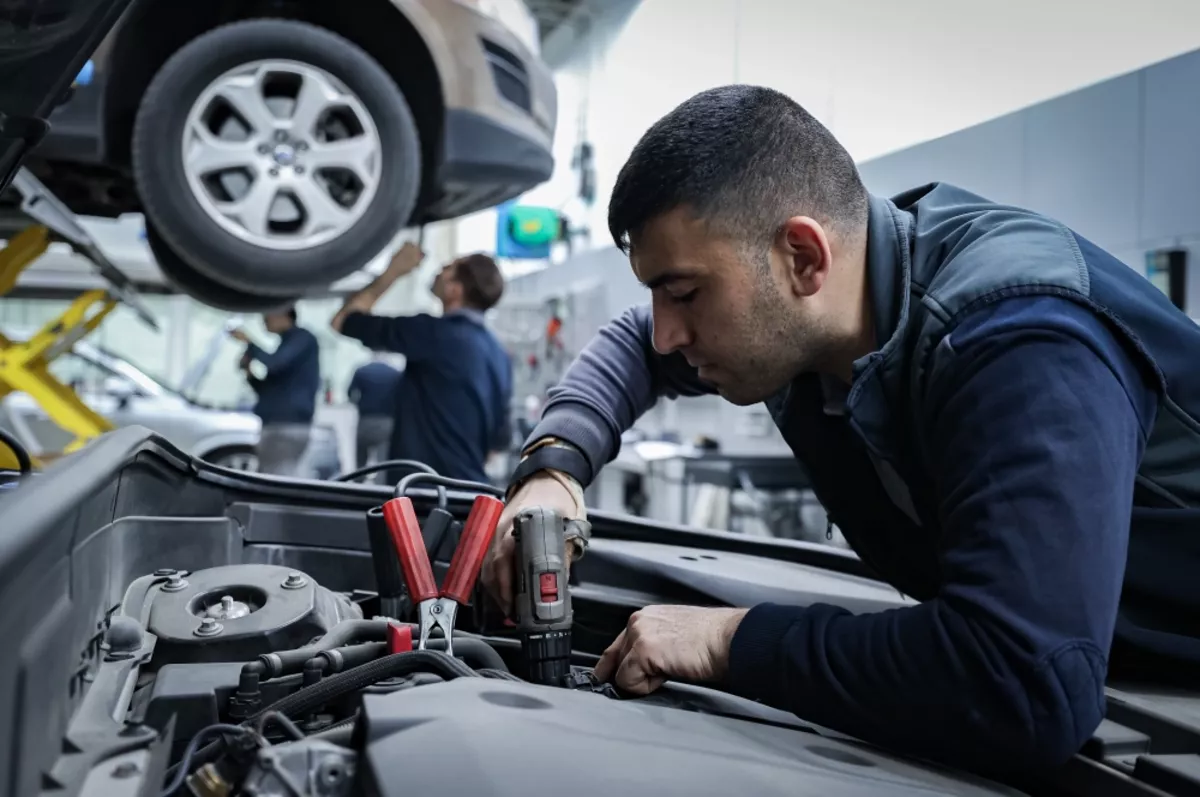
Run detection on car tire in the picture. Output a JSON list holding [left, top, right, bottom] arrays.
[[145, 223, 300, 313], [132, 18, 421, 297]]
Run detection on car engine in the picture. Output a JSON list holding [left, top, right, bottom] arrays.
[[76, 557, 1026, 797], [108, 562, 739, 797]]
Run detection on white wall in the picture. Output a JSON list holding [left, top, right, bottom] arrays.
[[474, 0, 1200, 261]]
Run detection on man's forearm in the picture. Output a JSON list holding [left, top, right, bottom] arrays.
[[525, 305, 715, 483], [331, 273, 403, 333], [349, 269, 403, 308]]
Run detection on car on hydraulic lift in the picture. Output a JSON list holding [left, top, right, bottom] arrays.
[[11, 0, 556, 312]]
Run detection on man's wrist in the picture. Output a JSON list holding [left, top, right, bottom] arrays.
[[506, 437, 591, 498], [714, 607, 751, 681]]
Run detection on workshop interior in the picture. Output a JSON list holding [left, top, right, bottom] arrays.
[[1, 1, 1199, 796]]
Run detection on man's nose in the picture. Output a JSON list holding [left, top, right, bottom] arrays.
[[650, 302, 692, 355]]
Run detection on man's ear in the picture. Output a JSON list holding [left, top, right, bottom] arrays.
[[777, 217, 833, 298]]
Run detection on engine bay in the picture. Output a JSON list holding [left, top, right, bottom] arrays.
[[57, 556, 1026, 797], [13, 431, 1193, 797]]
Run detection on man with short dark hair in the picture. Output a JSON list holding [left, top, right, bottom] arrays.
[[332, 243, 512, 482], [481, 85, 1200, 777], [232, 306, 321, 476]]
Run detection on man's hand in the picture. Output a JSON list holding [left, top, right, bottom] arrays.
[[229, 328, 249, 343], [331, 241, 425, 333], [386, 241, 425, 277], [481, 473, 583, 617], [593, 606, 749, 695]]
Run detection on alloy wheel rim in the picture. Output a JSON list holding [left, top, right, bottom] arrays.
[[180, 58, 382, 251]]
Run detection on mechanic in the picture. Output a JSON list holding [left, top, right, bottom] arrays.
[[232, 306, 321, 476], [349, 354, 403, 478], [481, 84, 1200, 778], [331, 243, 513, 483]]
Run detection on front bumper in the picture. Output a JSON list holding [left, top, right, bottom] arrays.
[[427, 108, 554, 220], [417, 1, 557, 220]]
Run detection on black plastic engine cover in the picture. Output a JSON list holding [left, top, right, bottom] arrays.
[[358, 679, 1019, 796], [136, 564, 361, 666]]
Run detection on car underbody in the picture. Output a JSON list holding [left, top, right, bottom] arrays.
[[0, 426, 1196, 797]]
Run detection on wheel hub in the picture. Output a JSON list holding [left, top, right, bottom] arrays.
[[271, 142, 297, 167]]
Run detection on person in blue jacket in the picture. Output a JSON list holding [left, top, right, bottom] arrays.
[[480, 85, 1200, 779], [232, 306, 321, 476], [331, 243, 513, 483], [348, 356, 403, 476]]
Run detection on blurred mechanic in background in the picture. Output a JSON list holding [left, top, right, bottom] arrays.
[[348, 353, 403, 479], [331, 243, 513, 484], [232, 306, 321, 476]]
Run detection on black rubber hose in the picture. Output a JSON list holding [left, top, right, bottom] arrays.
[[394, 472, 504, 500], [185, 650, 483, 779], [248, 650, 477, 726], [308, 641, 387, 675], [253, 620, 389, 680], [334, 458, 435, 482], [289, 622, 508, 672], [0, 427, 32, 475], [423, 636, 508, 672], [338, 459, 448, 507]]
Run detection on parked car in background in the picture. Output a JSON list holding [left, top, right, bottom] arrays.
[[0, 340, 262, 469], [11, 0, 556, 311]]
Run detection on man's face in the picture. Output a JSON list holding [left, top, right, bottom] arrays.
[[263, 311, 290, 334], [631, 207, 827, 406], [431, 262, 462, 305]]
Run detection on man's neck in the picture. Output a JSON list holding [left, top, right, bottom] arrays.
[[824, 238, 875, 385]]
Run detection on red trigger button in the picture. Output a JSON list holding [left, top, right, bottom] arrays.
[[539, 572, 559, 602]]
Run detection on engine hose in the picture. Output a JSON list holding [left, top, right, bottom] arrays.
[[290, 631, 507, 678], [423, 637, 509, 672], [305, 642, 388, 676], [185, 651, 482, 780], [253, 620, 389, 680], [248, 650, 478, 727]]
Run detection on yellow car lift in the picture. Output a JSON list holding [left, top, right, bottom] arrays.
[[0, 169, 158, 471]]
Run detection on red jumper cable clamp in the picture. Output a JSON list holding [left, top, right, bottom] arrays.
[[382, 493, 504, 657]]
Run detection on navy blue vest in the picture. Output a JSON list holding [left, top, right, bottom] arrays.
[[769, 183, 1200, 672]]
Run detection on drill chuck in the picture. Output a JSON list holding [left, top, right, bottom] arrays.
[[512, 506, 586, 685], [520, 630, 572, 685]]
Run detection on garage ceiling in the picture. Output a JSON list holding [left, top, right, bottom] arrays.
[[525, 0, 590, 42]]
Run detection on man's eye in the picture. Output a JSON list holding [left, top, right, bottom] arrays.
[[670, 290, 697, 305]]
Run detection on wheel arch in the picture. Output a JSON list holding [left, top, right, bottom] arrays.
[[102, 0, 446, 207], [193, 434, 260, 462]]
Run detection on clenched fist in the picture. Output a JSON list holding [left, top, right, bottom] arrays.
[[481, 472, 583, 616], [387, 241, 425, 276], [593, 605, 749, 695]]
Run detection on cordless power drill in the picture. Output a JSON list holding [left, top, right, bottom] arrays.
[[512, 506, 590, 686]]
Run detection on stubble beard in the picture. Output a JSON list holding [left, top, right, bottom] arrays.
[[716, 272, 812, 406]]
